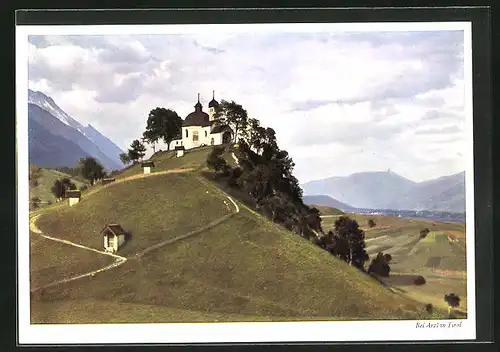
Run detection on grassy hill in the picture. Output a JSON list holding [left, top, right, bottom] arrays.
[[30, 231, 115, 291], [29, 165, 87, 205], [30, 146, 465, 323], [36, 173, 232, 257], [33, 206, 430, 323]]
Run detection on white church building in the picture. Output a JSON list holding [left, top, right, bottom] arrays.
[[146, 92, 233, 158]]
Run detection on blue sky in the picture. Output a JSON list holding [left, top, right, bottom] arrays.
[[27, 27, 467, 183]]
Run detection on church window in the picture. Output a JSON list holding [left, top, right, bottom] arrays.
[[205, 131, 208, 137], [185, 129, 188, 138], [193, 131, 199, 142]]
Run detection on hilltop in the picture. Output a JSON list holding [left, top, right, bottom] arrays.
[[30, 146, 449, 323]]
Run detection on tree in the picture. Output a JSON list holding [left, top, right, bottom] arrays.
[[51, 177, 76, 201], [214, 100, 249, 143], [367, 252, 392, 277], [29, 165, 42, 188], [444, 293, 461, 314], [143, 108, 183, 150], [119, 153, 131, 165], [128, 139, 147, 163], [78, 157, 105, 186], [333, 216, 369, 270], [425, 303, 433, 314], [368, 219, 376, 228], [316, 230, 350, 263], [206, 146, 228, 173], [30, 196, 41, 210]]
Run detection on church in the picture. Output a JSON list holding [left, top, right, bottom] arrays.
[[146, 91, 233, 157]]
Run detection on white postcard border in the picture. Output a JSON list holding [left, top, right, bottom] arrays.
[[16, 21, 475, 344]]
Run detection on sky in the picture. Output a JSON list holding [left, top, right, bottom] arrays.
[[27, 25, 468, 184]]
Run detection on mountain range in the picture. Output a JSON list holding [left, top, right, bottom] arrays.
[[28, 89, 124, 171], [301, 170, 465, 213]]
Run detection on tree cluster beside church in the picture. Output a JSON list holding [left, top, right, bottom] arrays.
[[145, 91, 234, 156]]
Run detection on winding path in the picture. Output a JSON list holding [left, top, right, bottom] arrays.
[[29, 214, 128, 293], [29, 169, 240, 292]]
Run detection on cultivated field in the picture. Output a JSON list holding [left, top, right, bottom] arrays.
[[319, 211, 467, 315]]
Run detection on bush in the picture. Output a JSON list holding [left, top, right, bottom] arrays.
[[207, 146, 228, 174], [414, 276, 427, 285], [444, 293, 460, 308], [80, 185, 88, 192], [30, 197, 41, 209], [425, 303, 433, 313], [368, 219, 376, 228], [367, 252, 392, 277], [420, 228, 430, 238]]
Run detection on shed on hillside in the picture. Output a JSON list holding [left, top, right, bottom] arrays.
[[141, 160, 155, 174], [175, 145, 185, 157], [101, 224, 127, 253], [65, 190, 81, 206]]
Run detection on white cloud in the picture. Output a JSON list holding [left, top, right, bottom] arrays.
[[27, 29, 467, 183]]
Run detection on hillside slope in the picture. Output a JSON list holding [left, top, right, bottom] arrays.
[[36, 173, 232, 257], [31, 151, 432, 322]]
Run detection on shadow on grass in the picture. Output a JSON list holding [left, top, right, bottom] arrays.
[[382, 274, 427, 286]]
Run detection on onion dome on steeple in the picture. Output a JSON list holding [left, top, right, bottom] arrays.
[[208, 90, 219, 108], [194, 93, 203, 111], [183, 93, 210, 127]]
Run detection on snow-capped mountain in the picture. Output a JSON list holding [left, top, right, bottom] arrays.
[[28, 89, 125, 171], [28, 89, 83, 130]]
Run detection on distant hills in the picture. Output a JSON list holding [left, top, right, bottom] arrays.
[[28, 89, 124, 171], [301, 170, 465, 213], [302, 195, 355, 212]]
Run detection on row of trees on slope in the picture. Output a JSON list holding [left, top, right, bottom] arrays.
[[203, 102, 381, 274]]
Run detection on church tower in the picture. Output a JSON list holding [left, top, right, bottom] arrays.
[[208, 90, 219, 121]]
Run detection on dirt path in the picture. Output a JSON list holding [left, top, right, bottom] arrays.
[[29, 214, 127, 293], [29, 169, 240, 291], [84, 168, 196, 198], [135, 196, 239, 258]]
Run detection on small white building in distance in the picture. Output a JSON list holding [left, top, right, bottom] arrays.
[[141, 160, 155, 174], [175, 145, 185, 157], [65, 190, 81, 207], [101, 224, 127, 253]]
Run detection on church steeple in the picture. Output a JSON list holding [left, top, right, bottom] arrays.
[[208, 90, 219, 121], [194, 93, 202, 111], [208, 90, 219, 109]]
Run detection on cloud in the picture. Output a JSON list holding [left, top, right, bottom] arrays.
[[26, 27, 466, 183]]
